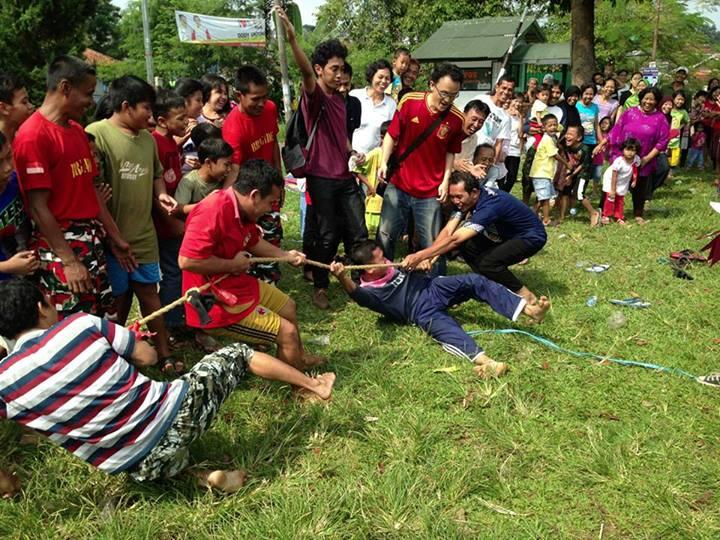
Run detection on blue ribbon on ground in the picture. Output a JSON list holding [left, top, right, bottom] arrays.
[[467, 328, 698, 381]]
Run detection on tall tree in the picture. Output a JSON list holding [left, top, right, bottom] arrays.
[[570, 0, 595, 84]]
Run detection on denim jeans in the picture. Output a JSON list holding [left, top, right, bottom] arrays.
[[158, 236, 184, 329], [376, 183, 445, 275]]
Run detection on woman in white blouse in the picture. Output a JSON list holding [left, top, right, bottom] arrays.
[[349, 59, 398, 155]]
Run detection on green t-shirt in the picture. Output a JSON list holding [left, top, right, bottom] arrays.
[[86, 119, 162, 263], [174, 170, 223, 206], [668, 108, 690, 149]]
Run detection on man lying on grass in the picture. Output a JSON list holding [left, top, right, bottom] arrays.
[[330, 240, 550, 377], [0, 279, 335, 492]]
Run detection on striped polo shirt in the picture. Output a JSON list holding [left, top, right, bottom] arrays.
[[0, 313, 187, 473]]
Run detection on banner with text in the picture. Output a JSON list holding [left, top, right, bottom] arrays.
[[175, 10, 265, 47]]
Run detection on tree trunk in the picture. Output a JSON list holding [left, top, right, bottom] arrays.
[[571, 0, 595, 85]]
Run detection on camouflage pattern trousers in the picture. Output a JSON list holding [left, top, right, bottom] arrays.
[[128, 343, 252, 482]]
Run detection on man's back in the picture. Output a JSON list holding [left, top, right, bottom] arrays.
[[349, 268, 431, 323]]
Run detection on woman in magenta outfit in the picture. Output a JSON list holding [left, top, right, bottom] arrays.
[[608, 87, 669, 224]]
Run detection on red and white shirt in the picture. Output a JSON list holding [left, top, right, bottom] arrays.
[[387, 92, 465, 198], [0, 314, 187, 473]]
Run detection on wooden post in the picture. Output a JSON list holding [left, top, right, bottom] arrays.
[[273, 0, 293, 123], [651, 0, 661, 62]]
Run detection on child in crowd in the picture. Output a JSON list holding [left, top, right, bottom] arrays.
[[529, 114, 568, 225], [86, 75, 179, 374], [591, 116, 612, 195], [601, 138, 641, 225], [151, 90, 189, 341], [388, 48, 411, 101], [175, 137, 233, 215], [558, 125, 600, 226], [173, 78, 204, 152], [668, 91, 690, 168], [330, 241, 550, 378], [471, 143, 500, 189], [351, 120, 390, 235], [686, 121, 706, 169], [505, 93, 525, 194], [530, 84, 551, 147], [0, 132, 35, 280]]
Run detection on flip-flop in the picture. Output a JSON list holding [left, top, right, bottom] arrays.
[[609, 298, 651, 308], [161, 356, 186, 375]]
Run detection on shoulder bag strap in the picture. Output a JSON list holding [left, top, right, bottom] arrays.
[[395, 106, 451, 165]]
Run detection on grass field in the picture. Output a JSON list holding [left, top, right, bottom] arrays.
[[2, 169, 720, 539]]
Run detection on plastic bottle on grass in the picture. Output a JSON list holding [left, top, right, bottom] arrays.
[[607, 311, 626, 330]]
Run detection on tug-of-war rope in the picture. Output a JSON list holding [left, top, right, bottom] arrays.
[[130, 256, 707, 385]]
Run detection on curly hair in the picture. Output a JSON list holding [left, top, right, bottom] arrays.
[[311, 39, 348, 68]]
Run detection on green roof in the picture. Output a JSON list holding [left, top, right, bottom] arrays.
[[413, 16, 545, 61], [513, 42, 571, 65]]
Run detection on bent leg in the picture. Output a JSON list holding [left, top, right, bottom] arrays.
[[416, 311, 484, 362]]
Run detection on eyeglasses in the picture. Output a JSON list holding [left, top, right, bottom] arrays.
[[434, 87, 460, 100]]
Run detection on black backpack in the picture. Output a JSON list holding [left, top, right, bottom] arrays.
[[281, 95, 324, 177]]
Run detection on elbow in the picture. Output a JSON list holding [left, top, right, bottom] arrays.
[[178, 255, 192, 271]]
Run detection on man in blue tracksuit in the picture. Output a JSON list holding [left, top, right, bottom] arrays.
[[330, 240, 550, 378]]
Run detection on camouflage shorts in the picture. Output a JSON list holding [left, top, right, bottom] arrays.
[[128, 343, 252, 482], [32, 220, 115, 319], [248, 206, 284, 285]]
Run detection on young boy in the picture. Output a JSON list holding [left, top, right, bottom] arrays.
[[388, 48, 411, 101], [0, 132, 36, 280], [529, 114, 568, 225], [471, 143, 500, 189], [686, 121, 706, 170], [86, 75, 179, 373], [559, 125, 600, 226], [151, 90, 188, 336], [0, 72, 34, 142], [330, 240, 550, 378], [175, 137, 233, 215], [351, 120, 390, 235], [0, 279, 335, 491]]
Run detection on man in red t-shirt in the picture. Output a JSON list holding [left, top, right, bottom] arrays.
[[376, 63, 466, 272], [13, 55, 132, 317], [179, 159, 322, 370], [222, 65, 284, 285]]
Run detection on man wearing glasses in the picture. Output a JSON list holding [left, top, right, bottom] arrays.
[[377, 63, 466, 273], [473, 76, 516, 191]]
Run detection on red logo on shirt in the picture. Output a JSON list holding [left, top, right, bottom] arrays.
[[437, 123, 450, 140]]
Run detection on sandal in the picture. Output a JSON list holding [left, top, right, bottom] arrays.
[[161, 356, 186, 375]]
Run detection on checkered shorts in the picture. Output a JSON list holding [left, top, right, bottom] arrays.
[[128, 343, 253, 482]]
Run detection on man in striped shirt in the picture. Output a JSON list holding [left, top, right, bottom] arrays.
[[0, 280, 335, 490]]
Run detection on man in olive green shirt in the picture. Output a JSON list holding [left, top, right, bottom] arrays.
[[87, 75, 179, 371]]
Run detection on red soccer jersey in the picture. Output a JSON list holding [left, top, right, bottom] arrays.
[[222, 100, 280, 166], [179, 187, 261, 329], [13, 111, 99, 223], [387, 92, 465, 198]]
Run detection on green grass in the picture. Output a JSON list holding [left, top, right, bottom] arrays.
[[2, 169, 720, 538]]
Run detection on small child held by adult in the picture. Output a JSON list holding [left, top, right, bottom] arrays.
[[0, 279, 335, 493], [175, 137, 233, 215], [601, 138, 641, 225], [529, 84, 551, 147], [388, 48, 411, 101], [529, 114, 569, 225]]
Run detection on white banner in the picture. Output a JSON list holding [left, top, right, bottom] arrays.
[[175, 10, 265, 47]]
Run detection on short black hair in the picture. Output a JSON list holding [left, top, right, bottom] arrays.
[[108, 75, 156, 112], [174, 77, 204, 99], [621, 137, 642, 152], [234, 159, 284, 198], [565, 85, 581, 98], [551, 81, 565, 93], [617, 69, 629, 76], [580, 83, 596, 96], [449, 170, 480, 193], [495, 75, 516, 87], [393, 47, 411, 59], [694, 90, 709, 100], [200, 74, 228, 104], [235, 65, 267, 94], [464, 99, 490, 117], [46, 55, 96, 91], [343, 62, 353, 78], [541, 113, 558, 125], [380, 120, 391, 138], [92, 94, 114, 122], [430, 63, 463, 85], [311, 39, 348, 69], [152, 89, 185, 120], [365, 59, 392, 85], [565, 124, 584, 138], [0, 72, 24, 105], [198, 137, 233, 164], [0, 280, 48, 338], [350, 240, 381, 265], [537, 83, 551, 95], [190, 123, 222, 147], [473, 143, 495, 162], [638, 86, 662, 105]]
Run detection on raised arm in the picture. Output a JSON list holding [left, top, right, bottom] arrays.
[[275, 6, 315, 94]]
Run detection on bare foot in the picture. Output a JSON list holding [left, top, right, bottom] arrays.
[[590, 211, 600, 227], [302, 353, 326, 369], [473, 361, 508, 379], [195, 469, 247, 493], [473, 352, 495, 366], [523, 295, 550, 323], [516, 286, 537, 305], [298, 372, 336, 401]]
